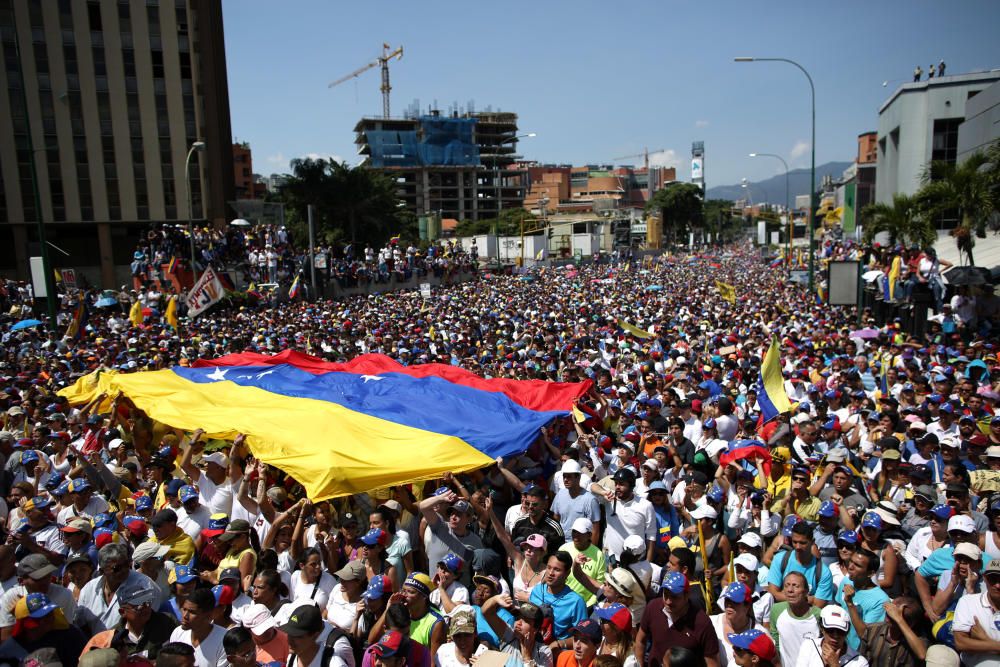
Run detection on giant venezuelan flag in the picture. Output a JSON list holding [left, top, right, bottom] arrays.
[[61, 354, 589, 499], [193, 350, 588, 413]]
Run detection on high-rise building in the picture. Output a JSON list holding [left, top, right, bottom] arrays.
[[354, 109, 525, 222], [0, 0, 234, 287]]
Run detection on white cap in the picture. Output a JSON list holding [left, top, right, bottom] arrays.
[[623, 534, 646, 556], [570, 517, 593, 534], [940, 436, 960, 449], [954, 542, 982, 560], [733, 553, 759, 572], [642, 459, 659, 471], [820, 605, 851, 631], [737, 532, 764, 549], [199, 452, 228, 468], [241, 603, 277, 635], [690, 505, 718, 520], [924, 645, 961, 667], [131, 541, 169, 564], [561, 459, 583, 475], [948, 515, 976, 533]]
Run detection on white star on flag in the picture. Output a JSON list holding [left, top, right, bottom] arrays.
[[361, 375, 384, 383], [206, 368, 229, 382]]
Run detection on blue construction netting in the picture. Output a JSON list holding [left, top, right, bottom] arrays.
[[367, 117, 480, 167]]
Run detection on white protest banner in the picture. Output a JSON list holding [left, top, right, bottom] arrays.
[[186, 266, 226, 317]]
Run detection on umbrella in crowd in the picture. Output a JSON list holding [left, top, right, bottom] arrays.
[[944, 265, 992, 286], [10, 318, 42, 331]]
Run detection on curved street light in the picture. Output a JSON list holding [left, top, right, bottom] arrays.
[[750, 152, 791, 273], [736, 56, 816, 293]]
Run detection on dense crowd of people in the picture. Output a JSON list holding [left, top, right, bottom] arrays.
[[0, 242, 999, 667]]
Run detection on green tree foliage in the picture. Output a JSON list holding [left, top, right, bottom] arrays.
[[861, 193, 936, 248], [454, 208, 539, 238], [272, 158, 406, 247], [915, 140, 1000, 265], [645, 182, 704, 244]]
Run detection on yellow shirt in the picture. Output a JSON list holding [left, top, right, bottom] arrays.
[[152, 528, 196, 565], [217, 546, 257, 579]]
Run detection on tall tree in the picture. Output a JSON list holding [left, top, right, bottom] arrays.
[[646, 182, 704, 245], [274, 158, 405, 248], [861, 193, 935, 248]]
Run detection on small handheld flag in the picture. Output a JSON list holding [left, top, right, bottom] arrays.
[[715, 280, 736, 305], [288, 275, 301, 299]]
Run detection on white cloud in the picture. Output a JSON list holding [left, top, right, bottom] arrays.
[[789, 141, 810, 160], [647, 149, 680, 169], [695, 119, 710, 128], [265, 152, 287, 168]]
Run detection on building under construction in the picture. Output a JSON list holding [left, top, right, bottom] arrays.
[[354, 108, 525, 222]]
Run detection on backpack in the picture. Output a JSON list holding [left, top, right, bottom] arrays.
[[779, 549, 821, 594]]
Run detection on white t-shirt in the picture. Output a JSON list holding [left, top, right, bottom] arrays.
[[0, 583, 77, 628], [56, 496, 109, 525], [176, 504, 211, 540], [952, 591, 1000, 667], [325, 583, 360, 632], [596, 492, 655, 559], [429, 581, 469, 609], [195, 474, 237, 516], [289, 570, 337, 609], [434, 642, 486, 667], [168, 624, 228, 667], [793, 637, 868, 667]]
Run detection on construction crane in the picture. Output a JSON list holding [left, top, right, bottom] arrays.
[[328, 43, 403, 118], [611, 147, 670, 171]]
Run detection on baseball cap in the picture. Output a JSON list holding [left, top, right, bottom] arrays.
[[660, 571, 689, 595], [364, 575, 394, 600], [985, 559, 1000, 576], [820, 605, 851, 632], [219, 567, 242, 583], [17, 554, 57, 580], [561, 459, 583, 475], [727, 628, 777, 661], [571, 517, 594, 534], [954, 543, 982, 560], [212, 584, 237, 606], [116, 584, 157, 608], [241, 603, 277, 636], [23, 593, 58, 619], [519, 534, 547, 551], [737, 532, 764, 549], [719, 582, 753, 605], [690, 505, 718, 520], [782, 514, 803, 537], [68, 478, 91, 494], [124, 515, 148, 535], [361, 527, 389, 547], [987, 445, 1000, 458], [860, 512, 884, 530], [817, 501, 838, 518], [733, 553, 759, 572], [623, 534, 646, 557], [913, 485, 937, 501], [881, 449, 901, 460], [218, 518, 251, 542], [201, 513, 230, 538], [134, 495, 153, 512], [279, 604, 324, 637], [570, 618, 602, 642], [837, 530, 859, 545], [335, 560, 367, 581], [22, 496, 51, 512], [437, 553, 463, 573], [132, 541, 169, 564], [374, 631, 410, 658], [168, 564, 197, 585], [948, 515, 976, 533], [60, 517, 93, 535], [178, 485, 199, 504], [595, 602, 632, 632], [198, 452, 228, 468]]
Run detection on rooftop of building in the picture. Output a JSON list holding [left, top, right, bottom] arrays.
[[878, 69, 1000, 113]]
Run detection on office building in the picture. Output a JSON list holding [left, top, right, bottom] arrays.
[[0, 0, 234, 287], [957, 79, 1000, 163], [875, 70, 1000, 210]]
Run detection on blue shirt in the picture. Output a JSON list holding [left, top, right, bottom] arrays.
[[766, 550, 835, 602], [529, 583, 587, 640], [835, 578, 889, 649], [918, 545, 992, 577], [551, 488, 600, 537], [474, 605, 515, 648]]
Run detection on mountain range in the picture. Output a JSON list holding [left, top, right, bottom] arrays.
[[705, 161, 853, 204]]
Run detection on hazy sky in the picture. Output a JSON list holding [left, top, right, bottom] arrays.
[[223, 0, 1000, 188]]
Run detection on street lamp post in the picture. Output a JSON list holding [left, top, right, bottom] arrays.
[[750, 152, 791, 273], [736, 56, 816, 293], [185, 141, 206, 281]]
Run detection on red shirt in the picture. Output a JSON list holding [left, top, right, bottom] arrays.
[[638, 597, 719, 665]]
